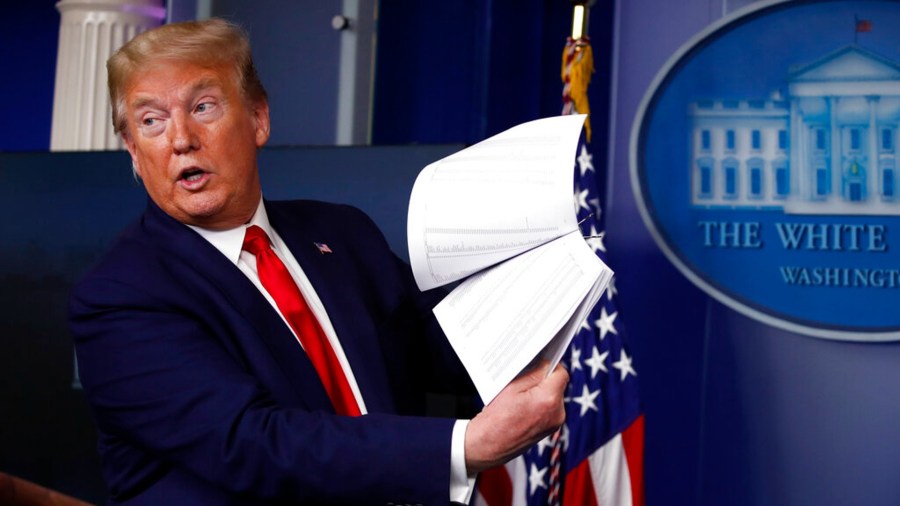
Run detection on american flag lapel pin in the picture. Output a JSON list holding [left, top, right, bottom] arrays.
[[313, 242, 333, 255]]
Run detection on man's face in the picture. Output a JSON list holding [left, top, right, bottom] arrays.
[[122, 60, 270, 229]]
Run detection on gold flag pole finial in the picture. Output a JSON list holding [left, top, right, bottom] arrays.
[[563, 0, 596, 141], [571, 0, 592, 39]]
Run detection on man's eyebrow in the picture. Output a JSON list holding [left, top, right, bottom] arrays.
[[189, 77, 224, 95], [129, 77, 225, 110], [130, 95, 160, 111]]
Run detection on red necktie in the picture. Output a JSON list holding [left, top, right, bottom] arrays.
[[242, 225, 361, 416]]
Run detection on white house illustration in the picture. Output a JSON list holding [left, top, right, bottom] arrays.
[[691, 45, 900, 215]]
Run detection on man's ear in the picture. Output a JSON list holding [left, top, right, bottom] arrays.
[[253, 100, 271, 148]]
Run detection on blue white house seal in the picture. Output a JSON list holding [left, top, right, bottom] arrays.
[[631, 0, 900, 341]]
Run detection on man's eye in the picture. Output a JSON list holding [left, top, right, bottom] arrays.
[[142, 117, 157, 126], [196, 102, 212, 113]]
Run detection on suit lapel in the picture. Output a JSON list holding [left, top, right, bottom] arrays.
[[266, 201, 396, 414], [142, 201, 334, 412]]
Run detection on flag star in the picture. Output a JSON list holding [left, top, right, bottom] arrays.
[[559, 423, 570, 452], [584, 346, 609, 379], [569, 346, 583, 372], [535, 434, 554, 456], [587, 224, 606, 253], [594, 306, 619, 340], [589, 196, 602, 218], [580, 316, 592, 333], [577, 144, 595, 176], [574, 187, 590, 214], [528, 463, 548, 495], [607, 276, 618, 299], [612, 349, 637, 381], [572, 384, 600, 416]]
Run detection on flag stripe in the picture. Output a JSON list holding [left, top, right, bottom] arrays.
[[587, 434, 633, 506], [474, 458, 529, 506], [478, 466, 513, 506], [561, 459, 598, 506], [622, 415, 646, 506]]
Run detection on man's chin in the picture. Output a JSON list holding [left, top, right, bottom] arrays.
[[176, 202, 256, 230], [161, 200, 227, 229]]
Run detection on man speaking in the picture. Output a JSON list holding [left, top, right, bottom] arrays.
[[69, 18, 568, 505]]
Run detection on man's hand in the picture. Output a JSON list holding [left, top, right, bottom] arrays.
[[464, 361, 569, 474]]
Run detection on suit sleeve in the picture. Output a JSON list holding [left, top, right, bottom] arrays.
[[70, 270, 456, 505]]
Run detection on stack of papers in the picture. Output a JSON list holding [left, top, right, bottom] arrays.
[[407, 115, 613, 403]]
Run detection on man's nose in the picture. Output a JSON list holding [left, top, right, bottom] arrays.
[[169, 112, 199, 153]]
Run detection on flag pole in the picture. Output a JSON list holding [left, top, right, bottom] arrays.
[[547, 4, 600, 506], [564, 4, 646, 505], [563, 0, 596, 141]]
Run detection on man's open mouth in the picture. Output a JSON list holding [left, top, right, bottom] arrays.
[[181, 168, 205, 182]]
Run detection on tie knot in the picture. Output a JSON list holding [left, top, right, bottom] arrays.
[[242, 225, 271, 255]]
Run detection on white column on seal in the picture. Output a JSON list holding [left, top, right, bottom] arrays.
[[867, 96, 879, 202], [789, 97, 804, 199], [829, 96, 841, 203], [50, 0, 165, 151]]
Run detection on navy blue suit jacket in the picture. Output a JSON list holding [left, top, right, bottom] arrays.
[[69, 199, 475, 505]]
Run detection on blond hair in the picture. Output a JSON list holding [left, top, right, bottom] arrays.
[[107, 18, 268, 135]]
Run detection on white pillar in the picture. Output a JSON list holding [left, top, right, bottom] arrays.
[[867, 96, 879, 201], [829, 96, 841, 202], [334, 0, 376, 146], [789, 98, 803, 199], [50, 0, 165, 151], [894, 123, 900, 199]]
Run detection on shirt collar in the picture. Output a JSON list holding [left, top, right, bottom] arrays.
[[188, 198, 273, 265]]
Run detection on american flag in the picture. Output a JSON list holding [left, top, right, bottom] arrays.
[[474, 33, 644, 506], [313, 242, 333, 254]]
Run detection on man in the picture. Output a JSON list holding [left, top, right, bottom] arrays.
[[69, 18, 568, 505]]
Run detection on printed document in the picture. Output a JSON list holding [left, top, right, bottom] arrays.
[[407, 115, 613, 403]]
